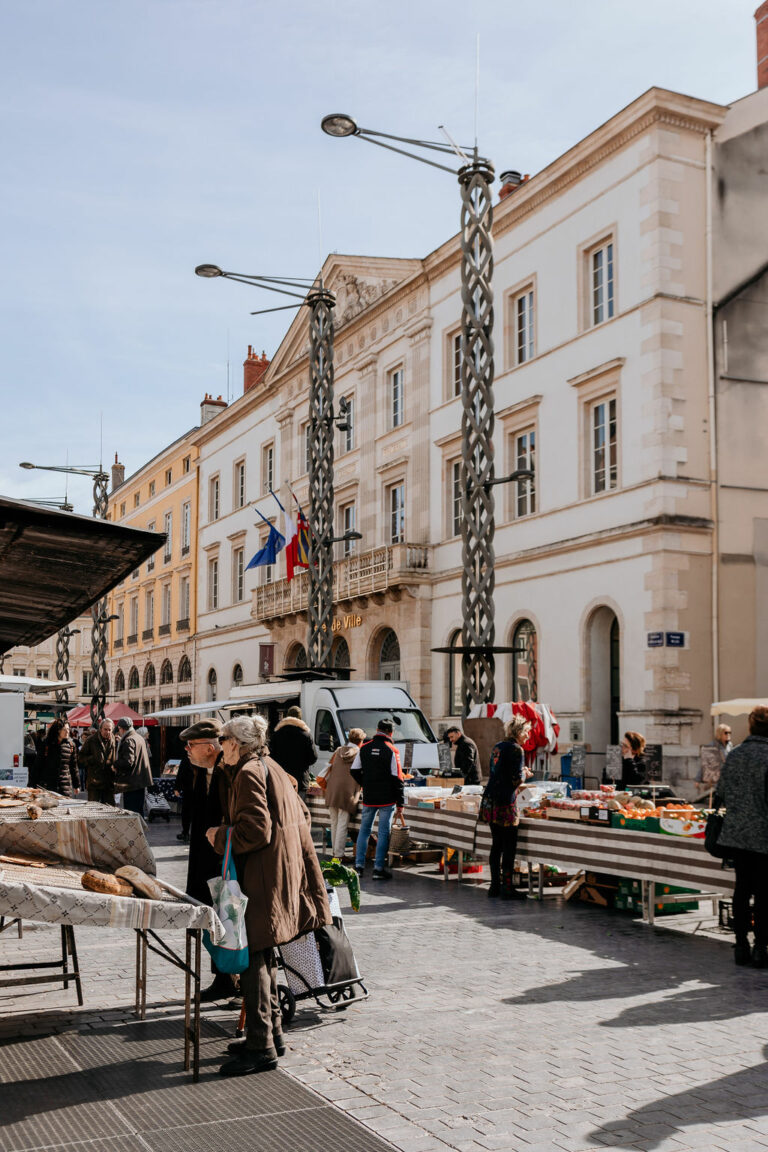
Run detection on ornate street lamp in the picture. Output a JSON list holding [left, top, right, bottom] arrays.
[[20, 462, 111, 723], [322, 114, 508, 714], [195, 265, 351, 669]]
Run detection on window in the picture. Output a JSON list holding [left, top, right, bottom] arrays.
[[115, 669, 125, 693], [12, 668, 25, 677], [133, 493, 140, 508], [390, 367, 404, 428], [208, 557, 219, 610], [144, 589, 154, 631], [163, 511, 173, 561], [259, 539, 274, 586], [161, 583, 171, 627], [149, 481, 156, 498], [591, 397, 617, 494], [447, 629, 463, 715], [181, 501, 191, 554], [82, 670, 93, 696], [116, 606, 124, 642], [232, 663, 244, 688], [514, 287, 535, 365], [183, 455, 191, 474], [301, 423, 311, 475], [143, 663, 156, 688], [128, 666, 140, 690], [339, 397, 355, 454], [120, 501, 126, 517], [591, 241, 615, 326], [449, 460, 462, 537], [178, 655, 192, 683], [233, 546, 245, 602], [179, 575, 190, 622], [259, 643, 275, 677], [234, 460, 246, 509], [207, 667, 217, 702], [512, 619, 537, 702], [261, 444, 274, 495], [513, 428, 536, 517], [160, 659, 173, 684], [165, 468, 172, 486], [341, 503, 357, 557], [315, 709, 340, 753], [129, 598, 139, 638], [36, 668, 49, 680], [209, 475, 220, 521], [147, 522, 155, 571], [448, 331, 462, 399], [389, 482, 405, 544]]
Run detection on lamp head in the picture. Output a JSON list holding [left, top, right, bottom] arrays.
[[321, 113, 358, 138], [195, 264, 224, 278], [19, 462, 35, 470]]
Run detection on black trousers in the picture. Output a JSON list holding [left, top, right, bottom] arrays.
[[731, 849, 768, 946], [489, 823, 519, 884]]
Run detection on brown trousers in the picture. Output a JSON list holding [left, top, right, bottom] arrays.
[[239, 947, 283, 1052]]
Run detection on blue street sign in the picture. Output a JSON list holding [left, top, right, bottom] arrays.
[[647, 632, 664, 648], [666, 631, 686, 648]]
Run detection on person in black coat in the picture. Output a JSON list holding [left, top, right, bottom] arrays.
[[41, 719, 79, 797], [269, 707, 316, 798], [445, 726, 482, 784], [179, 718, 234, 1002], [620, 731, 649, 786]]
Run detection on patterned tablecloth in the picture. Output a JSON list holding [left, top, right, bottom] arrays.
[[0, 801, 156, 875], [305, 796, 735, 894], [0, 859, 225, 940]]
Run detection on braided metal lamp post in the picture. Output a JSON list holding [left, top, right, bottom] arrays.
[[20, 462, 111, 721], [321, 114, 523, 714], [194, 266, 355, 669]]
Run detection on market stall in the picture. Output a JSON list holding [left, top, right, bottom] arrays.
[[0, 799, 156, 873]]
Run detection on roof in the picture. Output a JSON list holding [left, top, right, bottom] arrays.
[[0, 496, 163, 653], [66, 702, 158, 727]]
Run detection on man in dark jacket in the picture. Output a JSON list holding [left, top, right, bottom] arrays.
[[79, 719, 117, 805], [351, 719, 404, 881], [445, 726, 481, 784], [269, 706, 316, 799], [180, 718, 234, 1001], [114, 718, 153, 815]]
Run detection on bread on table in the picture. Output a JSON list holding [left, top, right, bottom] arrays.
[[115, 865, 165, 901], [81, 870, 134, 897]]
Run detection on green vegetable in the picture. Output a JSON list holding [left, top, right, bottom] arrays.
[[320, 858, 361, 911]]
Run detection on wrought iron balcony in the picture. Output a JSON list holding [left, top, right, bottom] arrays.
[[253, 542, 430, 622]]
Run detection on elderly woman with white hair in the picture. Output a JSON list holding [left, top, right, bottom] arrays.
[[206, 714, 331, 1077]]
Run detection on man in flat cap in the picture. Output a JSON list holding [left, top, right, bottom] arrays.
[[179, 718, 233, 1002]]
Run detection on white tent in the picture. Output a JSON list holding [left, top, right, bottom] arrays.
[[710, 698, 768, 716]]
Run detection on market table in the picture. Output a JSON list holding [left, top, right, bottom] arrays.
[[0, 799, 156, 874], [0, 806, 223, 1080], [306, 796, 734, 923]]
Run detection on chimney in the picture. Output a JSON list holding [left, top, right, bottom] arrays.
[[111, 452, 125, 492], [200, 392, 228, 425], [498, 171, 530, 201], [757, 1, 768, 89], [243, 345, 271, 393]]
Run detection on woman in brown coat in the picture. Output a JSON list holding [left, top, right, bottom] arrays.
[[208, 714, 330, 1077], [324, 728, 364, 860]]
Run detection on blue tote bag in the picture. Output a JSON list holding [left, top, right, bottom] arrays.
[[203, 827, 250, 973]]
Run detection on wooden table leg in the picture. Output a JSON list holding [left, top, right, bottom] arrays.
[[66, 926, 84, 1006], [60, 926, 69, 990], [192, 929, 201, 1082], [457, 849, 464, 883], [184, 930, 191, 1072]]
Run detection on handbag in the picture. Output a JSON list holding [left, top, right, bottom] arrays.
[[389, 811, 412, 855], [203, 827, 250, 973], [704, 808, 727, 859]]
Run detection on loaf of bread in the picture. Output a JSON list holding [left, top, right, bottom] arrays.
[[27, 805, 43, 820], [81, 870, 134, 897], [115, 865, 165, 901]]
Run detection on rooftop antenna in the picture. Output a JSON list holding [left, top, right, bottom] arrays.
[[317, 188, 323, 289], [99, 412, 103, 470], [475, 33, 480, 158], [226, 328, 231, 404]]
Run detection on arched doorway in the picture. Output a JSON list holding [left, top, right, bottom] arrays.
[[207, 667, 217, 702], [286, 643, 308, 671], [586, 607, 620, 755], [511, 619, 537, 702], [379, 629, 400, 681], [332, 636, 350, 671]]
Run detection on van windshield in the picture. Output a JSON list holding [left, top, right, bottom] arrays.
[[337, 709, 436, 744]]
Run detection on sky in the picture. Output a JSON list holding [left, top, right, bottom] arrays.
[[0, 0, 758, 513]]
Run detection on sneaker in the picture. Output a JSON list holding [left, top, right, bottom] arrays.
[[219, 1050, 278, 1077], [372, 868, 393, 881], [354, 866, 365, 878], [734, 940, 752, 966]]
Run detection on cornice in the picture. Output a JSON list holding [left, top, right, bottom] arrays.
[[569, 357, 626, 389], [496, 394, 543, 421]]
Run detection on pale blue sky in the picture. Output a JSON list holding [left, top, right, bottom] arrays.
[[0, 0, 757, 511]]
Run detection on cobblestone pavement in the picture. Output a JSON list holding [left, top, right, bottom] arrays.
[[2, 822, 768, 1152]]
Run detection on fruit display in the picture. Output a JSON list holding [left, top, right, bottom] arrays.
[[522, 783, 709, 836]]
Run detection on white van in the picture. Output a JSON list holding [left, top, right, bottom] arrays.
[[150, 676, 441, 774], [0, 674, 75, 785]]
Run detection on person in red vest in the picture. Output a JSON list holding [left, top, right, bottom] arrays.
[[350, 719, 404, 882]]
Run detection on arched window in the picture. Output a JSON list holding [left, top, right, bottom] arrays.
[[114, 669, 125, 694], [160, 659, 173, 685], [103, 673, 110, 695], [447, 629, 462, 715], [286, 643, 308, 671], [379, 629, 400, 681], [332, 636, 350, 670], [143, 663, 156, 688], [207, 667, 217, 702], [178, 655, 192, 683], [512, 619, 537, 702], [232, 663, 244, 688], [128, 666, 139, 690]]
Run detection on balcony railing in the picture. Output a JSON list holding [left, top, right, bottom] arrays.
[[142, 628, 154, 641], [254, 542, 430, 622], [114, 638, 123, 650], [158, 623, 171, 636], [127, 633, 138, 645], [176, 617, 190, 632]]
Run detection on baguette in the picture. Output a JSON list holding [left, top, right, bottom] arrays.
[[81, 870, 134, 897], [115, 865, 165, 901]]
